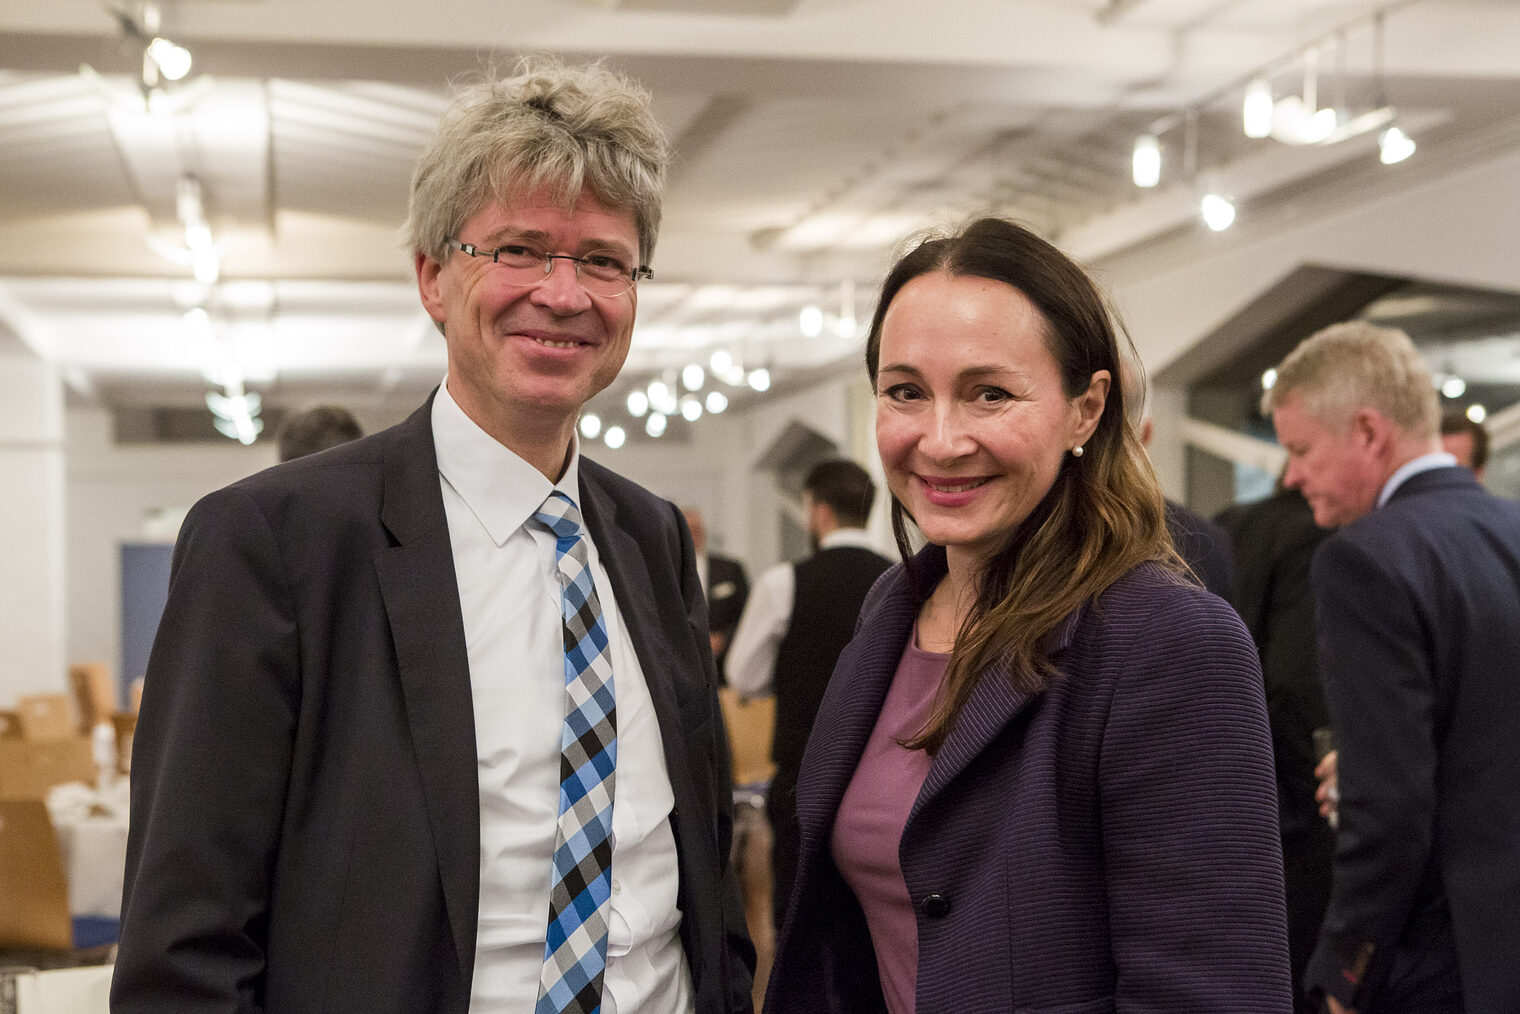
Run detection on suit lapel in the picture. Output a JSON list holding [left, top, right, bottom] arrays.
[[373, 395, 480, 987], [907, 565, 1084, 825], [577, 470, 704, 760], [909, 656, 1034, 822]]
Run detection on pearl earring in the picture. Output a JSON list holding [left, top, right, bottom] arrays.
[[1071, 445, 1084, 458]]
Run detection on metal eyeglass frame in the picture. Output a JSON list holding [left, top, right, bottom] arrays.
[[445, 238, 653, 296]]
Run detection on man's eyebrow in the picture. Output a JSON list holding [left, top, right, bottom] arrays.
[[478, 226, 634, 258]]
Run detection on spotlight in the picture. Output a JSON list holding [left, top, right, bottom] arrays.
[[682, 363, 705, 391], [1243, 78, 1274, 139], [747, 368, 771, 392], [680, 397, 703, 422], [645, 412, 668, 438], [710, 349, 734, 375], [579, 413, 602, 439], [1441, 376, 1466, 400], [626, 390, 649, 417], [799, 305, 824, 339], [1261, 368, 1278, 391], [604, 426, 626, 449], [146, 37, 192, 81], [1379, 124, 1416, 165], [1132, 134, 1161, 189], [705, 391, 729, 415], [1467, 404, 1487, 424], [1201, 193, 1236, 232]]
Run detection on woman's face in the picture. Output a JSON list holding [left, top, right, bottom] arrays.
[[874, 271, 1108, 572]]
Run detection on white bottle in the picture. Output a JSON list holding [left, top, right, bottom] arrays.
[[92, 719, 116, 792]]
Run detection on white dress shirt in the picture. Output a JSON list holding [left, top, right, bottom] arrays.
[[432, 383, 693, 1014], [724, 527, 883, 698], [1376, 451, 1458, 508]]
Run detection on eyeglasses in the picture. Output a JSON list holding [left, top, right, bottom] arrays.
[[445, 238, 652, 297]]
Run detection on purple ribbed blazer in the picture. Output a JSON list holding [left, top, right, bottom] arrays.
[[765, 549, 1293, 1013]]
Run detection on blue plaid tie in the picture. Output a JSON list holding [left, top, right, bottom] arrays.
[[533, 491, 617, 1014]]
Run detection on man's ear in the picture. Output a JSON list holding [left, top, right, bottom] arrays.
[[416, 251, 446, 328], [1351, 406, 1392, 454]]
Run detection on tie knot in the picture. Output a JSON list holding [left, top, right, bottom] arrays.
[[532, 490, 584, 541]]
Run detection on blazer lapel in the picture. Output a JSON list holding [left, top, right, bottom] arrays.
[[373, 395, 480, 988], [909, 584, 1085, 824]]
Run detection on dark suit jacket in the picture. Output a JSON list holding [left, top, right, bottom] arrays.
[[1306, 466, 1520, 1014], [766, 548, 1292, 1013], [112, 396, 754, 1013], [1165, 498, 1237, 603], [705, 552, 749, 675], [1216, 489, 1332, 838]]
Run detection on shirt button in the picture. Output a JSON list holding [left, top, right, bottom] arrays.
[[611, 878, 622, 894], [920, 893, 950, 918]]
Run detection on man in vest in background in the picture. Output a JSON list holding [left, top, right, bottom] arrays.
[[726, 458, 892, 931]]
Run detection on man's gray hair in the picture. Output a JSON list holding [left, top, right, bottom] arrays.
[[1262, 320, 1438, 439], [403, 57, 670, 266]]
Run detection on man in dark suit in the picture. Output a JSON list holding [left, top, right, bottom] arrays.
[[726, 459, 891, 929], [113, 60, 753, 1014], [683, 507, 751, 679], [1216, 486, 1334, 1013], [1266, 321, 1520, 1014], [1123, 352, 1236, 601]]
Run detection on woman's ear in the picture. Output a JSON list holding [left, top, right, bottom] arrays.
[[1070, 369, 1110, 446]]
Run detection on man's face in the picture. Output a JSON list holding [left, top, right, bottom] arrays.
[[416, 186, 640, 454], [1272, 391, 1385, 528]]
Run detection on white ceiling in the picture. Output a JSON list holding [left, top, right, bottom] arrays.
[[1, 0, 1518, 430]]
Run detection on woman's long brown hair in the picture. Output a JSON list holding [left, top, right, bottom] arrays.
[[865, 218, 1180, 753]]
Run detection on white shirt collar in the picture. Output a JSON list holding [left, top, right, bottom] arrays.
[[1377, 451, 1457, 508], [431, 379, 581, 546], [819, 527, 879, 551]]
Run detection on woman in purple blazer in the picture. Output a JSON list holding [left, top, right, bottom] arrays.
[[765, 218, 1291, 1013]]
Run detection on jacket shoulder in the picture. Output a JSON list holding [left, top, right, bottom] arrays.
[[1080, 562, 1252, 659]]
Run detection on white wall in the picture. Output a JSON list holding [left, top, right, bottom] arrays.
[[0, 353, 66, 704]]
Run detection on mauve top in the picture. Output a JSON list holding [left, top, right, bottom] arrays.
[[829, 628, 947, 1014]]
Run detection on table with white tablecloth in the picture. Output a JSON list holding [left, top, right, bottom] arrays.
[[43, 781, 130, 920]]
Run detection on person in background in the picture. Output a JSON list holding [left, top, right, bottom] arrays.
[[683, 506, 751, 678], [1439, 410, 1489, 481], [1265, 321, 1520, 1014], [1216, 479, 1335, 1014], [725, 458, 892, 932], [765, 218, 1290, 1013], [1121, 352, 1236, 602], [275, 404, 364, 461], [114, 59, 753, 1014]]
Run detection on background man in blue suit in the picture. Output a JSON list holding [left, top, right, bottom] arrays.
[[1265, 321, 1520, 1014]]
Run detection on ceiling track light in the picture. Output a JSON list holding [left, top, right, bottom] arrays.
[[1378, 124, 1416, 164], [1370, 10, 1414, 166], [1243, 78, 1274, 139], [1131, 133, 1161, 188], [1200, 192, 1236, 232]]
